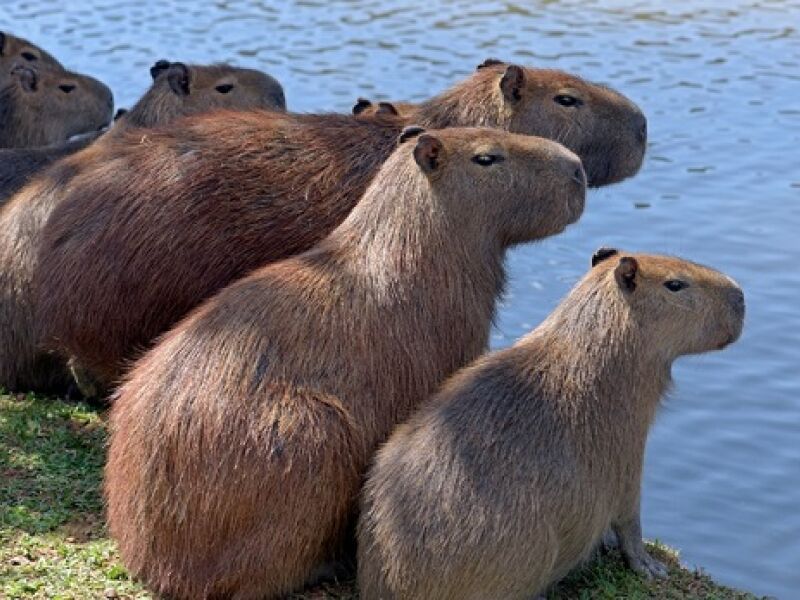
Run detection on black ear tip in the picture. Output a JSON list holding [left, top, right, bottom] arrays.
[[398, 125, 426, 145], [477, 58, 505, 70], [591, 246, 618, 267], [376, 102, 399, 116], [114, 108, 128, 120], [150, 59, 171, 80], [352, 97, 372, 114]]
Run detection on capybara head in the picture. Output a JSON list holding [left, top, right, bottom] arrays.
[[0, 64, 113, 148], [419, 59, 647, 187], [590, 248, 745, 356], [122, 60, 286, 128], [352, 97, 415, 118], [394, 126, 585, 243], [0, 31, 62, 76]]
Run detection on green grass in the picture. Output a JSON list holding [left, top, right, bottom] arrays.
[[0, 393, 765, 599]]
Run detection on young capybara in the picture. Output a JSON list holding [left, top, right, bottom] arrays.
[[357, 249, 745, 600], [0, 60, 287, 393], [34, 60, 646, 389], [104, 126, 587, 599], [0, 60, 286, 207], [0, 64, 113, 148], [0, 31, 63, 77]]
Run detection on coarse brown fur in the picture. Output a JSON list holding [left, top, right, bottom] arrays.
[[0, 64, 113, 148], [357, 251, 745, 600], [34, 61, 643, 388], [0, 61, 286, 393], [0, 61, 286, 208], [104, 127, 586, 599], [0, 31, 63, 78]]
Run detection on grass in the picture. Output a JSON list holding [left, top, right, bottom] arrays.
[[0, 393, 766, 599]]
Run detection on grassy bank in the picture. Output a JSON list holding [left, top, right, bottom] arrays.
[[1, 393, 764, 599]]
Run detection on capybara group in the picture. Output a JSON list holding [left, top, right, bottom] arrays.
[[357, 250, 745, 600], [0, 61, 287, 393], [34, 60, 646, 389], [0, 63, 113, 148], [104, 126, 586, 599]]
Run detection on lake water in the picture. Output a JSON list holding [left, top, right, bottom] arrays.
[[2, 0, 799, 597]]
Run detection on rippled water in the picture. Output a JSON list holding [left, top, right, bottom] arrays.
[[3, 0, 799, 596]]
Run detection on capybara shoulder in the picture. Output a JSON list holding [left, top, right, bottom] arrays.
[[0, 31, 62, 76], [103, 127, 585, 599], [0, 64, 112, 148], [357, 251, 744, 600]]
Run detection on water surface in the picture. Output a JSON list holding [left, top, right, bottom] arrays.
[[2, 1, 798, 596]]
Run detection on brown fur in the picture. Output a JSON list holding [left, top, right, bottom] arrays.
[[34, 62, 643, 388], [357, 252, 745, 600], [0, 62, 286, 393], [0, 62, 286, 209], [353, 97, 416, 118], [0, 31, 63, 77], [104, 126, 585, 599], [0, 64, 113, 148]]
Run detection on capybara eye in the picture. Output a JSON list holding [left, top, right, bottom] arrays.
[[554, 94, 581, 108], [215, 84, 235, 94], [59, 84, 76, 94], [21, 51, 38, 61], [472, 154, 504, 167], [664, 279, 689, 292]]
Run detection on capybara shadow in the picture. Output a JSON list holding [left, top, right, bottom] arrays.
[[357, 250, 745, 600], [104, 126, 586, 599], [34, 60, 646, 390]]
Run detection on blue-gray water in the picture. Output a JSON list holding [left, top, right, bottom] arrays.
[[3, 0, 798, 597]]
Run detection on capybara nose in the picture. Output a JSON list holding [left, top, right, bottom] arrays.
[[572, 166, 586, 187], [727, 287, 745, 321], [637, 115, 647, 144]]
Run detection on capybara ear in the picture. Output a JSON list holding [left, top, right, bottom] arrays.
[[592, 247, 619, 267], [413, 134, 444, 175], [614, 256, 639, 292], [150, 59, 172, 81], [500, 64, 525, 102], [352, 97, 372, 114], [11, 65, 37, 92], [166, 62, 190, 96], [398, 125, 425, 145], [114, 108, 128, 121], [477, 58, 505, 70], [376, 102, 399, 116], [0, 32, 6, 56]]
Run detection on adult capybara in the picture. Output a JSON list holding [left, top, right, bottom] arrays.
[[0, 63, 113, 148], [34, 60, 645, 389], [104, 127, 587, 599], [0, 31, 63, 77], [0, 60, 286, 207], [358, 249, 745, 600], [0, 61, 287, 393]]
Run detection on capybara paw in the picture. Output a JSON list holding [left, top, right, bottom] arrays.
[[627, 550, 668, 580]]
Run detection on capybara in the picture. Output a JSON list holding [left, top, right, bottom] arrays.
[[0, 63, 113, 148], [353, 97, 415, 118], [0, 60, 287, 393], [0, 60, 286, 207], [0, 31, 63, 77], [34, 60, 645, 389], [104, 126, 587, 599], [357, 249, 745, 600]]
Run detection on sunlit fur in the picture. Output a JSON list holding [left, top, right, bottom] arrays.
[[104, 127, 585, 599], [0, 31, 63, 79], [0, 63, 286, 393], [358, 253, 745, 600], [35, 62, 627, 389], [0, 65, 112, 148]]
